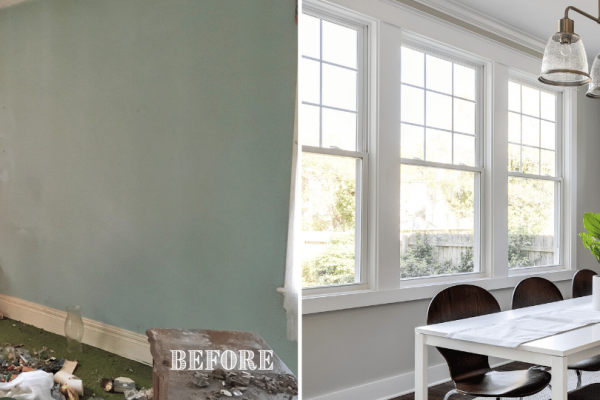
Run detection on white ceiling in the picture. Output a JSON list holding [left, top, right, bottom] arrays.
[[433, 0, 600, 58]]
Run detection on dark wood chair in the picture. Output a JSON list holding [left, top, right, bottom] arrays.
[[512, 276, 600, 389], [511, 276, 564, 309], [427, 284, 551, 400], [572, 269, 598, 298], [569, 383, 600, 400]]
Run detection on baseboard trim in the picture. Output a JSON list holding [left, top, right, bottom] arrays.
[[308, 360, 511, 400], [0, 293, 152, 365]]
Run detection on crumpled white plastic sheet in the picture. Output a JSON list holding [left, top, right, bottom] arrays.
[[0, 370, 54, 400]]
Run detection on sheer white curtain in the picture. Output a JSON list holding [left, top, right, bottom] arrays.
[[283, 83, 300, 341]]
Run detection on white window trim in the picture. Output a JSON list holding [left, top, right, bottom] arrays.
[[504, 74, 564, 272], [302, 0, 578, 315], [301, 2, 379, 295], [396, 33, 487, 287]]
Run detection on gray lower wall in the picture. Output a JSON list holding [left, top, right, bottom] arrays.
[[0, 0, 298, 372], [303, 88, 600, 398]]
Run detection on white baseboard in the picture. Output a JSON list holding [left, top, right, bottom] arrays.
[[0, 293, 152, 365], [308, 360, 511, 400]]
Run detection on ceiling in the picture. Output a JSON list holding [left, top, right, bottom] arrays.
[[443, 0, 600, 59]]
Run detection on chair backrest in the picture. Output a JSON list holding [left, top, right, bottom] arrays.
[[427, 284, 500, 381], [572, 269, 598, 298], [511, 277, 563, 310]]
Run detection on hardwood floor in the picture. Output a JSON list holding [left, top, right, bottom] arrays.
[[390, 362, 534, 400]]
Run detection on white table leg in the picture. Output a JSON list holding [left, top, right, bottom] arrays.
[[551, 355, 568, 400], [415, 333, 428, 400]]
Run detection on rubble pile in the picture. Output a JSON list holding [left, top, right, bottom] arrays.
[[190, 368, 298, 399], [0, 344, 65, 382], [0, 343, 150, 400]]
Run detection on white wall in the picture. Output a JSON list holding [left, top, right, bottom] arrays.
[[576, 88, 600, 274]]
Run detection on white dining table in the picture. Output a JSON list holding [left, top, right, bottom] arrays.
[[415, 296, 600, 400]]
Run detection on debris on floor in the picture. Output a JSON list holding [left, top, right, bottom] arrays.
[[113, 377, 136, 393], [60, 383, 80, 400], [54, 360, 83, 395], [188, 368, 298, 398], [0, 369, 54, 399], [100, 378, 113, 392], [123, 388, 152, 400], [0, 343, 148, 399], [147, 329, 298, 399]]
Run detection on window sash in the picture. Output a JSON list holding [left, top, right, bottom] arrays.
[[300, 9, 370, 290], [398, 42, 483, 282], [507, 78, 563, 270]]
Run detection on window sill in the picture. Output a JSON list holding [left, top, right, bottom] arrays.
[[302, 268, 576, 314]]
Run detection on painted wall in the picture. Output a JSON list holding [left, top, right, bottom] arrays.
[[303, 86, 600, 398], [0, 0, 297, 371], [576, 87, 600, 274]]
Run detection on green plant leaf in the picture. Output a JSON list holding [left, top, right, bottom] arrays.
[[580, 232, 600, 263], [583, 212, 600, 237]]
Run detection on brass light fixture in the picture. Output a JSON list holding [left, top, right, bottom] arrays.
[[539, 2, 600, 97]]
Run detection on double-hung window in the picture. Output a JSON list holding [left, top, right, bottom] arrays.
[[507, 80, 561, 269], [399, 45, 482, 280], [299, 10, 368, 289], [300, 0, 575, 310]]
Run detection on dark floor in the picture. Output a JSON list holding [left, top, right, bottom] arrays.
[[391, 362, 533, 400]]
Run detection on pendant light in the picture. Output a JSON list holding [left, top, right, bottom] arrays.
[[538, 3, 600, 95], [587, 55, 600, 98], [539, 17, 590, 86]]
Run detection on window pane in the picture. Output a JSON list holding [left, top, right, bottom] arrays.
[[426, 128, 452, 164], [522, 116, 540, 147], [454, 64, 475, 101], [454, 98, 475, 134], [426, 55, 452, 94], [401, 123, 424, 160], [508, 80, 558, 178], [401, 85, 424, 125], [300, 104, 320, 147], [508, 112, 521, 143], [401, 47, 424, 87], [541, 91, 556, 121], [400, 165, 475, 279], [322, 108, 356, 150], [322, 64, 357, 111], [426, 92, 452, 130], [322, 20, 357, 69], [508, 81, 521, 112], [522, 146, 539, 174], [541, 121, 555, 150], [509, 144, 521, 172], [541, 150, 556, 176], [454, 134, 475, 166], [508, 177, 555, 268], [302, 153, 358, 287], [301, 14, 320, 59], [522, 85, 540, 117], [301, 58, 320, 104]]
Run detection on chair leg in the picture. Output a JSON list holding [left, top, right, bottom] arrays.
[[576, 370, 582, 389], [443, 388, 458, 400]]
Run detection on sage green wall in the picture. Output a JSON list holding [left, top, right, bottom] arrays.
[[0, 0, 297, 371]]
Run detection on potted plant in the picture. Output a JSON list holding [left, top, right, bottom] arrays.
[[580, 212, 600, 262]]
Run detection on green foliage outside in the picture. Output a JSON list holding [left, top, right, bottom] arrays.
[[301, 154, 357, 287], [400, 234, 473, 278], [580, 212, 600, 263], [302, 151, 556, 287], [302, 232, 355, 287]]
